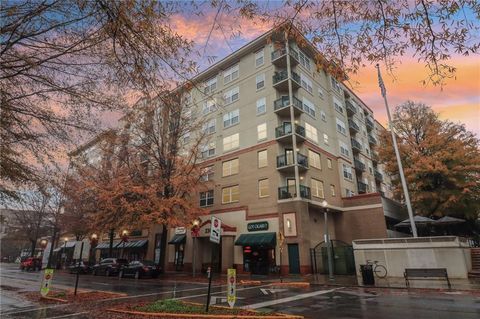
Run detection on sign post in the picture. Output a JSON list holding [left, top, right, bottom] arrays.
[[205, 216, 221, 312], [73, 241, 85, 296], [40, 268, 54, 297], [227, 268, 236, 308]]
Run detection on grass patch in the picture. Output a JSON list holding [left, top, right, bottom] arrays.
[[134, 299, 271, 316]]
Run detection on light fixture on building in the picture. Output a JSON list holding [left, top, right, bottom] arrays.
[[321, 200, 328, 208], [300, 176, 304, 180], [122, 230, 128, 236], [91, 233, 98, 240]]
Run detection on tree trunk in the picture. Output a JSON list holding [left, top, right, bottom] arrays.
[[158, 224, 168, 273], [108, 228, 114, 258], [30, 240, 37, 257]]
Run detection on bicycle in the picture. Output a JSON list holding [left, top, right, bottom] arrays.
[[366, 260, 387, 278]]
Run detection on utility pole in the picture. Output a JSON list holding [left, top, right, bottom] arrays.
[[376, 64, 418, 237]]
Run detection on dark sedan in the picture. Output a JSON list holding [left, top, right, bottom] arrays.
[[119, 260, 160, 279], [92, 258, 128, 276]]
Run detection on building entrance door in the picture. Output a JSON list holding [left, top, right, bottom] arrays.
[[288, 244, 300, 274]]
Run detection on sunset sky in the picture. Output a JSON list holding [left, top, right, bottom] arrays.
[[168, 9, 480, 136]]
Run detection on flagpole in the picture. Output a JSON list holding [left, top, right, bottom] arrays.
[[376, 64, 418, 238]]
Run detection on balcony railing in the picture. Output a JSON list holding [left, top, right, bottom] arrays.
[[366, 118, 374, 131], [277, 153, 308, 168], [271, 47, 299, 64], [374, 170, 383, 182], [278, 185, 311, 200], [351, 138, 362, 153], [275, 123, 306, 139], [348, 119, 360, 133], [273, 70, 301, 86], [354, 158, 365, 172], [368, 135, 377, 145], [273, 96, 303, 112], [357, 181, 368, 194], [346, 100, 357, 115]]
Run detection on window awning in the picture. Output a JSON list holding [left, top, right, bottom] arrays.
[[234, 232, 276, 247], [168, 234, 186, 245], [95, 241, 121, 250], [53, 241, 77, 252], [116, 239, 148, 249]]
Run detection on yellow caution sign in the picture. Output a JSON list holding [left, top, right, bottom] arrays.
[[227, 268, 236, 308]]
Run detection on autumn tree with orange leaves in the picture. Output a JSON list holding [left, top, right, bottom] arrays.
[[378, 101, 480, 219], [71, 93, 209, 270]]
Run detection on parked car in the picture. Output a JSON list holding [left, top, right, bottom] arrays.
[[92, 258, 128, 276], [119, 260, 160, 279], [68, 261, 91, 274], [20, 257, 42, 271]]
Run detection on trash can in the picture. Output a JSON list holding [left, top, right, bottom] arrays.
[[360, 264, 375, 286]]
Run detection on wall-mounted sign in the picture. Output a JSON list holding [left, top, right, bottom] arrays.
[[247, 221, 269, 232], [175, 227, 186, 235]]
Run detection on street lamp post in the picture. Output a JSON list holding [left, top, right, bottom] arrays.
[[191, 219, 200, 277], [121, 230, 128, 259], [322, 200, 334, 281], [89, 234, 98, 264], [63, 237, 68, 269]]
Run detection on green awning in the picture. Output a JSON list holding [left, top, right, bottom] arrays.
[[234, 232, 276, 247], [168, 234, 186, 245]]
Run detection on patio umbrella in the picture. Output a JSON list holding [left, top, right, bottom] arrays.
[[394, 215, 435, 228], [434, 216, 466, 225]]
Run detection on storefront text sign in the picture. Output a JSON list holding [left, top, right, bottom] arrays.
[[247, 221, 269, 232], [210, 216, 221, 244], [227, 268, 236, 308]]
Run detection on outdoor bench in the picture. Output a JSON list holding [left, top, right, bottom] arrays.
[[404, 268, 451, 289]]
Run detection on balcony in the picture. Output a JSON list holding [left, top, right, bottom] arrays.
[[273, 96, 304, 117], [276, 153, 308, 173], [357, 181, 368, 194], [275, 123, 306, 143], [346, 100, 357, 116], [272, 70, 301, 91], [372, 152, 379, 165], [374, 169, 383, 182], [278, 185, 311, 200], [366, 118, 374, 131], [271, 47, 299, 67], [348, 119, 360, 134], [368, 135, 377, 145], [353, 158, 365, 172], [351, 138, 362, 153]]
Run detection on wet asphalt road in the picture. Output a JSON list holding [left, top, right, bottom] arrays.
[[1, 263, 480, 319]]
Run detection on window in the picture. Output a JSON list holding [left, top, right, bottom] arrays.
[[257, 123, 267, 141], [258, 150, 267, 168], [203, 118, 216, 134], [223, 109, 239, 128], [331, 77, 341, 92], [346, 189, 355, 197], [222, 158, 239, 177], [255, 49, 264, 67], [311, 179, 325, 198], [302, 97, 316, 117], [222, 185, 239, 203], [256, 97, 266, 115], [224, 64, 239, 84], [203, 99, 216, 114], [308, 150, 321, 169], [299, 50, 311, 70], [204, 77, 217, 94], [343, 164, 353, 180], [199, 190, 214, 207], [201, 142, 215, 158], [201, 166, 214, 181], [301, 73, 313, 93], [330, 185, 336, 197], [318, 87, 324, 99], [336, 118, 346, 135], [305, 122, 318, 143], [339, 141, 350, 157], [183, 132, 190, 144], [320, 111, 326, 122], [334, 99, 344, 114], [224, 87, 239, 104], [258, 179, 269, 197], [323, 133, 329, 145], [223, 133, 239, 152], [256, 73, 265, 90], [327, 158, 332, 169]]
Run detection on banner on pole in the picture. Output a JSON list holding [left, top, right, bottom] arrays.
[[40, 268, 54, 296], [209, 216, 221, 244], [227, 268, 236, 308]]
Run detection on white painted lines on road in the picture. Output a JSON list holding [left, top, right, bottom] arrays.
[[260, 288, 288, 295], [45, 312, 89, 319], [242, 287, 343, 309]]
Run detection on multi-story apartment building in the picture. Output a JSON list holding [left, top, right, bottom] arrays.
[[70, 26, 407, 275]]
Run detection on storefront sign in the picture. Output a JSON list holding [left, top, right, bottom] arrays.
[[210, 216, 221, 244], [175, 227, 186, 235], [247, 221, 269, 232], [40, 268, 54, 296], [227, 268, 236, 308]]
